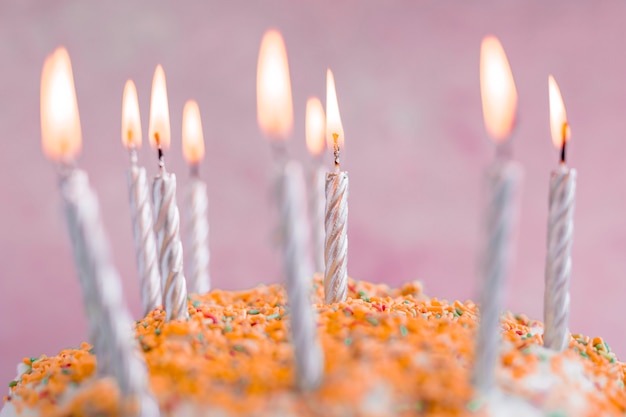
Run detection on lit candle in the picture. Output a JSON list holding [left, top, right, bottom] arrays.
[[182, 99, 210, 294], [121, 79, 162, 316], [257, 29, 323, 389], [472, 35, 523, 394], [305, 97, 327, 274], [324, 69, 349, 305], [149, 65, 188, 322], [41, 47, 158, 415], [543, 75, 576, 351]]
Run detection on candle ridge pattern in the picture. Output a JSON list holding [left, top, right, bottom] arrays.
[[153, 171, 189, 321], [61, 170, 159, 416], [543, 166, 577, 351], [185, 178, 211, 294], [128, 163, 162, 316], [324, 171, 349, 304], [310, 166, 326, 274]]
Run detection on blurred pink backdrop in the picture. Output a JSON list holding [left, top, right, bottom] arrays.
[[2, 1, 626, 384]]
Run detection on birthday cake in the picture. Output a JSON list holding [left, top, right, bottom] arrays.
[[2, 275, 625, 417]]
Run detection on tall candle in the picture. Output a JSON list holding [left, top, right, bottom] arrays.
[[305, 97, 327, 274], [41, 47, 159, 416], [122, 79, 162, 316], [182, 100, 210, 294], [257, 29, 322, 388], [543, 75, 576, 351], [149, 65, 188, 322], [324, 69, 349, 305], [472, 36, 523, 394]]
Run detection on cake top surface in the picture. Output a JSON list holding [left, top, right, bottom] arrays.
[[3, 276, 626, 417]]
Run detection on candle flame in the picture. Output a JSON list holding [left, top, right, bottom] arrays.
[[40, 47, 82, 162], [548, 75, 570, 150], [480, 35, 518, 143], [122, 79, 142, 149], [148, 65, 171, 150], [256, 29, 293, 141], [182, 100, 205, 165], [326, 69, 344, 150], [305, 97, 326, 156]]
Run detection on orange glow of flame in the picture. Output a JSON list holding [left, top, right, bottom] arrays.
[[548, 75, 570, 150], [182, 100, 205, 165], [305, 97, 326, 156], [148, 65, 171, 150], [40, 47, 82, 162], [480, 35, 518, 143], [326, 69, 344, 150], [256, 29, 293, 141], [121, 79, 142, 149]]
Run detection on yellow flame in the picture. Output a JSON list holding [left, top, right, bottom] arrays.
[[148, 65, 171, 150], [548, 75, 570, 150], [40, 47, 82, 162], [305, 97, 326, 156], [121, 79, 142, 149], [182, 100, 205, 165], [326, 69, 344, 150], [256, 29, 293, 141], [480, 35, 518, 143]]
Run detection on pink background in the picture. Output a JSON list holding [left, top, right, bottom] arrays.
[[2, 1, 626, 384]]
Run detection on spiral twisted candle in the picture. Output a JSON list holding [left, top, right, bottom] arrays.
[[324, 171, 349, 304], [310, 166, 326, 274], [543, 165, 577, 351], [128, 162, 162, 316], [60, 169, 159, 416], [279, 161, 324, 390], [153, 170, 189, 321], [472, 160, 522, 394], [185, 178, 210, 294]]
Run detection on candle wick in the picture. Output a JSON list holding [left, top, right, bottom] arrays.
[[129, 147, 138, 166], [333, 133, 340, 171], [158, 147, 165, 171], [560, 141, 566, 165], [190, 164, 199, 178]]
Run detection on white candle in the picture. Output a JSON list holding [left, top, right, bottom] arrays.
[[41, 47, 158, 415], [122, 79, 162, 316], [543, 75, 577, 351], [473, 36, 522, 394], [279, 161, 324, 390], [305, 97, 327, 274], [182, 100, 210, 294], [257, 30, 323, 388], [324, 69, 349, 304], [149, 65, 188, 321]]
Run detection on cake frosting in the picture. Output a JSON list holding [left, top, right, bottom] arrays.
[[2, 276, 625, 417]]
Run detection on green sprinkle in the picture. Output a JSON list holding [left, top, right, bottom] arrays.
[[41, 376, 49, 385], [403, 300, 410, 304], [192, 300, 200, 308], [435, 314, 441, 319], [197, 333, 204, 341], [462, 323, 469, 328], [548, 411, 567, 417], [266, 313, 281, 320], [248, 309, 260, 315], [455, 307, 464, 316], [539, 353, 548, 362], [599, 351, 614, 362], [233, 345, 246, 352], [605, 341, 611, 352], [61, 369, 71, 375], [186, 296, 191, 301], [580, 351, 589, 359], [155, 328, 161, 336], [224, 324, 233, 334], [526, 333, 532, 338], [400, 325, 408, 337], [618, 380, 624, 388], [29, 357, 37, 363], [88, 347, 95, 355], [521, 347, 532, 355], [344, 337, 353, 346], [366, 317, 379, 326], [142, 322, 149, 328], [8, 381, 17, 388], [357, 290, 371, 302], [579, 340, 588, 346], [142, 345, 151, 352], [467, 397, 484, 412]]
